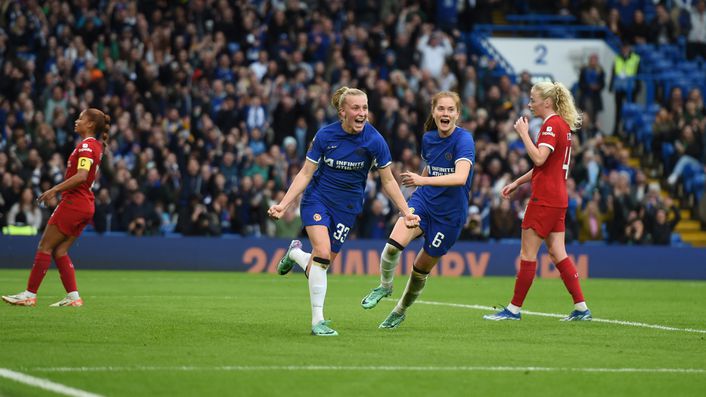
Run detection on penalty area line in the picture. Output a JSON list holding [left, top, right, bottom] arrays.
[[0, 368, 105, 397], [410, 300, 706, 334]]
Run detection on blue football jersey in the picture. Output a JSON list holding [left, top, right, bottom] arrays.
[[304, 121, 392, 214], [414, 126, 475, 225]]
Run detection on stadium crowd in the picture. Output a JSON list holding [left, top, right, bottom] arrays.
[[0, 0, 704, 245]]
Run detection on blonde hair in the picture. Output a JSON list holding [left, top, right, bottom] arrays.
[[331, 86, 367, 118], [424, 91, 462, 131], [532, 81, 582, 131]]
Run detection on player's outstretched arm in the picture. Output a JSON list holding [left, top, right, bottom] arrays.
[[268, 160, 317, 220], [501, 169, 533, 199], [401, 160, 471, 187], [37, 169, 89, 205], [378, 166, 419, 228]]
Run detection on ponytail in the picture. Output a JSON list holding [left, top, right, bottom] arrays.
[[423, 114, 436, 132], [532, 81, 582, 131], [102, 113, 111, 150]]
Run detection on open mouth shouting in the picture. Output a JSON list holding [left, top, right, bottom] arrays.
[[438, 117, 452, 129], [353, 117, 366, 130]]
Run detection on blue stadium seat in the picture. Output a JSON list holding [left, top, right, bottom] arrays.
[[646, 103, 660, 115]]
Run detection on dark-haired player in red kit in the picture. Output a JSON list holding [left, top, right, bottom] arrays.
[[2, 108, 109, 307], [484, 81, 592, 321]]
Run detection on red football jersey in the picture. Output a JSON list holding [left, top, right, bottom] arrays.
[[530, 114, 572, 208], [61, 137, 103, 211]]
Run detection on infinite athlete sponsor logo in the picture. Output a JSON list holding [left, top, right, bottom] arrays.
[[429, 165, 455, 176], [323, 156, 365, 170]]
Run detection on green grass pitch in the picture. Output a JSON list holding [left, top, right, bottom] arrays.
[[1, 269, 705, 396]]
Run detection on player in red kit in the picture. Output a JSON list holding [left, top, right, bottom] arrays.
[[2, 109, 109, 307], [484, 82, 592, 321]]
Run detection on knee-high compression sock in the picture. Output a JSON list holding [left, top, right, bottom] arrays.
[[309, 257, 330, 325], [380, 239, 404, 289], [555, 256, 587, 309], [55, 255, 78, 293], [509, 260, 537, 312], [27, 252, 52, 294], [393, 266, 429, 315]]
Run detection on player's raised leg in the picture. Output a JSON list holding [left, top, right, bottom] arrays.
[[277, 240, 310, 275], [362, 219, 421, 309]]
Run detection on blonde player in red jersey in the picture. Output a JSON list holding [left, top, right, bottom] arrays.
[[2, 109, 109, 307], [484, 82, 592, 321]]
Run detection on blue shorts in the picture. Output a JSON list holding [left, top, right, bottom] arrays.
[[301, 195, 358, 253], [408, 195, 463, 257]]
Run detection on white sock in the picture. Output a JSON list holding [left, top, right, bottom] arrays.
[[290, 248, 311, 271], [506, 303, 521, 314], [67, 291, 80, 300], [575, 301, 588, 311], [380, 243, 402, 289], [24, 290, 37, 298], [308, 263, 327, 325]]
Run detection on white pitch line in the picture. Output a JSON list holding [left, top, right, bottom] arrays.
[[22, 365, 706, 374], [0, 368, 105, 397], [412, 300, 706, 334]]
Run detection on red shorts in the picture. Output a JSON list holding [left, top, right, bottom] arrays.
[[48, 203, 94, 237], [521, 203, 566, 238]]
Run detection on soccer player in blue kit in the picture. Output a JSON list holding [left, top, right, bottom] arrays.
[[360, 91, 475, 329], [268, 86, 420, 336]]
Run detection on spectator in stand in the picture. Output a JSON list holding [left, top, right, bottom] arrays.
[[610, 43, 640, 135], [6, 187, 42, 230], [667, 125, 704, 185], [489, 199, 519, 239], [651, 4, 678, 45], [606, 8, 624, 40], [577, 193, 612, 243], [649, 199, 681, 245], [687, 0, 706, 60], [416, 27, 454, 79], [578, 54, 606, 121], [625, 9, 651, 45], [625, 210, 648, 245]]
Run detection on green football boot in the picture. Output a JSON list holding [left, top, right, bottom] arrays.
[[379, 311, 406, 329], [277, 240, 302, 275], [361, 285, 392, 309], [311, 320, 338, 336]]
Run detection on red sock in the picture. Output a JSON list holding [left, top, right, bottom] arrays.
[[556, 257, 585, 304], [511, 260, 537, 307], [55, 255, 78, 293], [27, 252, 52, 293]]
